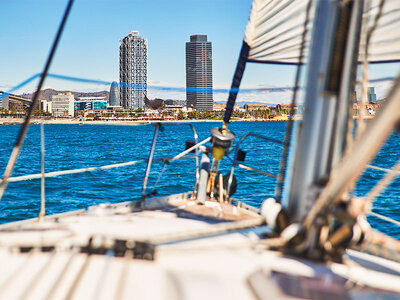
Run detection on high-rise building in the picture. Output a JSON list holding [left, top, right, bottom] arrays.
[[51, 92, 74, 117], [119, 31, 148, 109], [368, 87, 377, 103], [109, 81, 120, 106], [186, 35, 213, 111]]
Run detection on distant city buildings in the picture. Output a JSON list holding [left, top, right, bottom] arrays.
[[0, 92, 33, 111], [368, 87, 377, 103], [213, 103, 240, 111], [276, 104, 297, 111], [74, 96, 107, 111], [51, 92, 74, 117], [119, 31, 148, 110], [40, 99, 52, 113], [109, 81, 120, 106], [186, 35, 213, 111], [244, 104, 269, 111]]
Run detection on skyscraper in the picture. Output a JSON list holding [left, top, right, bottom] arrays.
[[119, 31, 147, 109], [109, 81, 120, 106], [368, 87, 377, 103], [186, 35, 213, 111]]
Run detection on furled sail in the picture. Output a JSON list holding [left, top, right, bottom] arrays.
[[223, 0, 400, 124], [244, 0, 311, 65], [243, 0, 400, 65], [362, 0, 400, 63]]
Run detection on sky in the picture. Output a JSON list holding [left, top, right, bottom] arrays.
[[0, 0, 399, 104]]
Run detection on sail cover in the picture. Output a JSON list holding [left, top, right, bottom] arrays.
[[243, 0, 400, 65]]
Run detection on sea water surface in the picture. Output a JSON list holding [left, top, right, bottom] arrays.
[[0, 122, 399, 238]]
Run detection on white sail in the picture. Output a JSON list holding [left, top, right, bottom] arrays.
[[244, 0, 400, 64]]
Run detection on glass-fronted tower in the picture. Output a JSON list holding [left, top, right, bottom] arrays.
[[109, 81, 120, 106], [186, 35, 213, 111], [119, 31, 147, 109], [368, 87, 377, 103]]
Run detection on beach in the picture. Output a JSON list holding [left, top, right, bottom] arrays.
[[0, 117, 294, 125]]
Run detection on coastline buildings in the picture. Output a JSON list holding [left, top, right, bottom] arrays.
[[244, 104, 269, 111], [40, 99, 52, 113], [213, 103, 240, 111], [109, 81, 120, 106], [186, 35, 213, 111], [74, 96, 107, 111], [51, 92, 74, 117], [0, 92, 33, 111], [119, 31, 148, 110]]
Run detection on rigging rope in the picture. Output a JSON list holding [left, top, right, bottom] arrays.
[[0, 137, 208, 186], [368, 210, 400, 227], [0, 0, 74, 201], [223, 42, 250, 124], [365, 159, 400, 204], [0, 160, 146, 184]]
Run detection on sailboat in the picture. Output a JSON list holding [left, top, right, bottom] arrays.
[[0, 0, 400, 298]]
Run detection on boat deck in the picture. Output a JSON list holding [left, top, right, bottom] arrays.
[[0, 193, 399, 299]]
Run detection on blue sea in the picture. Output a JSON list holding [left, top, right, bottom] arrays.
[[0, 122, 399, 239]]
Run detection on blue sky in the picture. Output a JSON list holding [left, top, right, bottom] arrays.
[[0, 0, 399, 104]]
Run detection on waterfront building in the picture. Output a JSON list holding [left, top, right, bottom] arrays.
[[213, 103, 240, 111], [0, 92, 33, 111], [74, 97, 107, 111], [40, 99, 52, 113], [109, 81, 120, 106], [186, 35, 213, 111], [368, 87, 377, 103], [52, 92, 74, 117], [244, 103, 269, 111], [119, 31, 148, 109], [276, 104, 297, 111]]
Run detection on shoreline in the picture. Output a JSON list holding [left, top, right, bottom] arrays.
[[0, 118, 292, 125], [0, 115, 373, 125]]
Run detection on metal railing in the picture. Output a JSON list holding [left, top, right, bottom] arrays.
[[140, 122, 202, 202], [225, 132, 285, 200], [0, 122, 207, 221]]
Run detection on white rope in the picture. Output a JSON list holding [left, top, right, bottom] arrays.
[[368, 210, 400, 227], [367, 164, 400, 174], [0, 137, 211, 185], [169, 137, 211, 163], [0, 159, 146, 184], [365, 159, 400, 204]]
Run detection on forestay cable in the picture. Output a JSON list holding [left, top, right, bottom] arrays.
[[0, 0, 74, 201]]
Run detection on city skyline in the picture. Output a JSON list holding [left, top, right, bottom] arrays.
[[0, 0, 399, 104]]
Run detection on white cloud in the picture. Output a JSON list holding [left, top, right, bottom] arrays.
[[147, 81, 295, 105]]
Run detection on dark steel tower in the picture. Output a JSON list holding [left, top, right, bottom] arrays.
[[186, 35, 213, 111]]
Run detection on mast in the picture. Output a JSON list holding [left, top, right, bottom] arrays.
[[286, 0, 363, 221]]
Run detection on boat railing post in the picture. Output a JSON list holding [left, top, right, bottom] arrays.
[[188, 123, 200, 193], [38, 121, 45, 220], [197, 152, 210, 204], [226, 133, 248, 201], [141, 123, 161, 203]]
